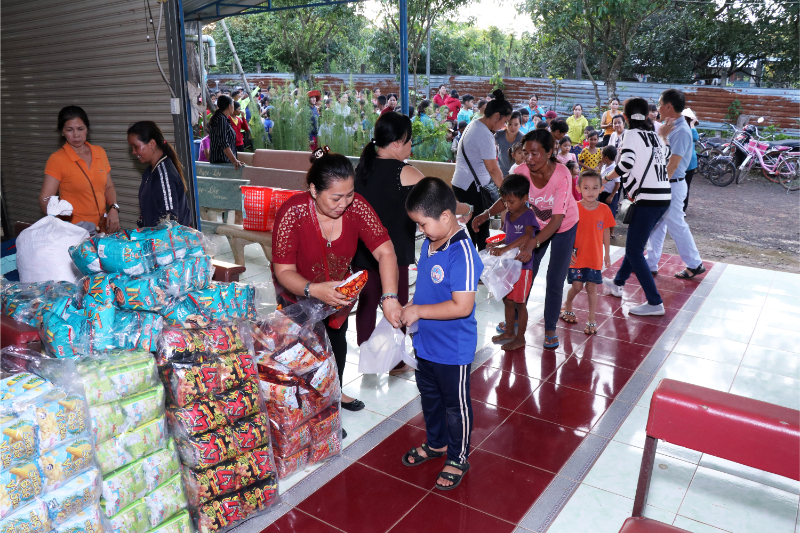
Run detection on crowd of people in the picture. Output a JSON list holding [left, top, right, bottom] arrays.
[[36, 83, 707, 492]]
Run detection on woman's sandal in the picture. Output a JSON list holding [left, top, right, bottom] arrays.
[[543, 334, 559, 349], [560, 310, 578, 324], [584, 322, 598, 335], [402, 443, 446, 467], [435, 460, 470, 491], [675, 265, 707, 279]]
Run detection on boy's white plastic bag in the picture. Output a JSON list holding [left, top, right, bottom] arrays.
[[479, 248, 522, 301], [16, 197, 88, 283], [358, 317, 416, 374]]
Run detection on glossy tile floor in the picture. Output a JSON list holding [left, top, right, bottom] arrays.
[[207, 237, 800, 533]]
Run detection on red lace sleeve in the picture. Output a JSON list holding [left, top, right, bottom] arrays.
[[271, 200, 308, 265], [349, 195, 390, 252]]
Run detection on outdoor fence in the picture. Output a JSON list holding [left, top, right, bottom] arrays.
[[210, 73, 800, 131]]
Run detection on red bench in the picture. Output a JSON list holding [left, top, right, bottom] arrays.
[[619, 378, 800, 533]]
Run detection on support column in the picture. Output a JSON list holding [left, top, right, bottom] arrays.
[[399, 0, 409, 115]]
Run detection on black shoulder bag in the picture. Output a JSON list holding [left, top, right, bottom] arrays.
[[460, 142, 500, 211]]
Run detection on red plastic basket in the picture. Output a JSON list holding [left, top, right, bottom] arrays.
[[242, 186, 303, 232]]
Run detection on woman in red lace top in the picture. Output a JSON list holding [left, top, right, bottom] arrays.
[[272, 151, 403, 413]]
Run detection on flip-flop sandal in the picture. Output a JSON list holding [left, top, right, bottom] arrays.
[[675, 265, 707, 279], [495, 321, 518, 334], [435, 460, 470, 491], [560, 310, 578, 323], [543, 334, 559, 349], [402, 443, 446, 467], [584, 322, 598, 335]]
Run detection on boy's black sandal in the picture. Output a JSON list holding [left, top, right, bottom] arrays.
[[435, 460, 470, 491], [402, 443, 446, 467]]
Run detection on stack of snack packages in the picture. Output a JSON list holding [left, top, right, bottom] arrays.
[[40, 221, 256, 359], [0, 372, 102, 533], [155, 321, 279, 533], [1, 281, 77, 330], [251, 301, 343, 480], [78, 353, 192, 533]]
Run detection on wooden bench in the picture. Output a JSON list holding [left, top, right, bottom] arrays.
[[618, 378, 800, 533]]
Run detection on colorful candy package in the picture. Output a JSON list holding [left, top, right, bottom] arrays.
[[167, 361, 224, 407], [52, 503, 102, 533], [335, 270, 368, 302], [240, 476, 278, 516], [213, 383, 258, 424], [181, 460, 240, 507], [0, 500, 50, 533], [160, 298, 211, 329], [46, 468, 100, 525], [306, 358, 337, 398], [95, 236, 157, 277], [0, 416, 38, 470], [310, 433, 341, 464], [308, 408, 340, 442], [148, 509, 192, 533], [197, 325, 244, 356], [196, 493, 243, 533], [0, 461, 44, 518], [127, 225, 175, 267], [270, 342, 322, 375], [33, 391, 89, 452], [143, 472, 187, 528], [166, 401, 222, 437], [230, 414, 269, 455], [141, 439, 180, 492], [175, 427, 236, 470], [235, 444, 275, 487], [69, 240, 102, 276], [100, 460, 147, 517], [38, 437, 93, 491], [111, 276, 168, 313], [79, 274, 117, 310], [156, 329, 207, 364], [271, 423, 311, 458], [274, 448, 309, 480], [106, 500, 148, 533]]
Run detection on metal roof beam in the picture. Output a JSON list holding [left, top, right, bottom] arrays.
[[189, 0, 363, 20]]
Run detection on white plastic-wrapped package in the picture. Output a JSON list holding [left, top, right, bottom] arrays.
[[16, 198, 88, 283], [358, 317, 417, 374], [479, 248, 523, 301]]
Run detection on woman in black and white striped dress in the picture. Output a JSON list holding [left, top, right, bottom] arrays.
[[601, 97, 672, 317], [208, 95, 243, 169]]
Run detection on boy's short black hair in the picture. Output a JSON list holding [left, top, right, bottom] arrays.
[[457, 120, 468, 130], [602, 145, 618, 160], [578, 169, 602, 186], [519, 108, 530, 116], [406, 177, 457, 219], [499, 174, 530, 199], [377, 95, 387, 105], [535, 121, 548, 130]]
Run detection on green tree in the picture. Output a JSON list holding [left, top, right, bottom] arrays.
[[525, 0, 668, 108]]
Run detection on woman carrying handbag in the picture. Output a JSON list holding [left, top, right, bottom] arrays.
[[451, 90, 513, 250], [601, 98, 672, 316]]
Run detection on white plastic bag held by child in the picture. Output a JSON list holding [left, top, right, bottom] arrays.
[[479, 248, 522, 301], [358, 317, 417, 374], [16, 197, 89, 283]]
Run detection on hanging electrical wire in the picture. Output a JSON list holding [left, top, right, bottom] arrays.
[[146, 0, 177, 98]]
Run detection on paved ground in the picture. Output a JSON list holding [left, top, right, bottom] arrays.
[[612, 169, 800, 273]]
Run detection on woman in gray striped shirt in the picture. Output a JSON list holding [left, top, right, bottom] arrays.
[[601, 97, 671, 317], [208, 95, 244, 169]]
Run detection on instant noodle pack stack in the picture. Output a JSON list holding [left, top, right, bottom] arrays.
[[0, 372, 102, 533], [155, 322, 279, 533], [1, 281, 77, 330], [250, 302, 343, 480]]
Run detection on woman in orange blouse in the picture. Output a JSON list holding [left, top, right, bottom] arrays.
[[39, 106, 120, 232]]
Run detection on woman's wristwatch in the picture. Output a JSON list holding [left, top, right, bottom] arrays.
[[108, 203, 120, 212], [304, 283, 312, 298]]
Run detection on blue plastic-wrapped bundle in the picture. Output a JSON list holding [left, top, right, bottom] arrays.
[[69, 239, 103, 276], [79, 273, 119, 310], [95, 235, 157, 276], [128, 225, 175, 267], [41, 309, 92, 359], [111, 275, 168, 312]]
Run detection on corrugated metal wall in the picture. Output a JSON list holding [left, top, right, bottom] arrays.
[[1, 0, 180, 229], [210, 73, 800, 130]]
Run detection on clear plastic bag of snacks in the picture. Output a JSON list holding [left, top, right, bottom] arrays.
[[245, 300, 343, 480], [1, 281, 78, 329], [155, 321, 279, 531], [0, 367, 102, 527]]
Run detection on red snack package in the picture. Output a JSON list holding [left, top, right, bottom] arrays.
[[167, 400, 224, 436], [302, 387, 334, 418], [335, 270, 368, 301], [198, 324, 245, 355], [214, 382, 259, 423], [177, 426, 237, 469], [310, 432, 341, 464], [275, 448, 309, 479], [230, 413, 270, 454], [182, 460, 241, 507], [309, 407, 340, 441], [272, 422, 312, 458], [241, 476, 279, 517], [169, 361, 222, 406], [271, 341, 321, 375], [198, 494, 246, 533], [158, 327, 206, 363], [305, 358, 337, 397], [265, 402, 308, 433], [235, 443, 275, 487], [227, 351, 258, 381], [251, 315, 301, 354], [257, 361, 298, 385]]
